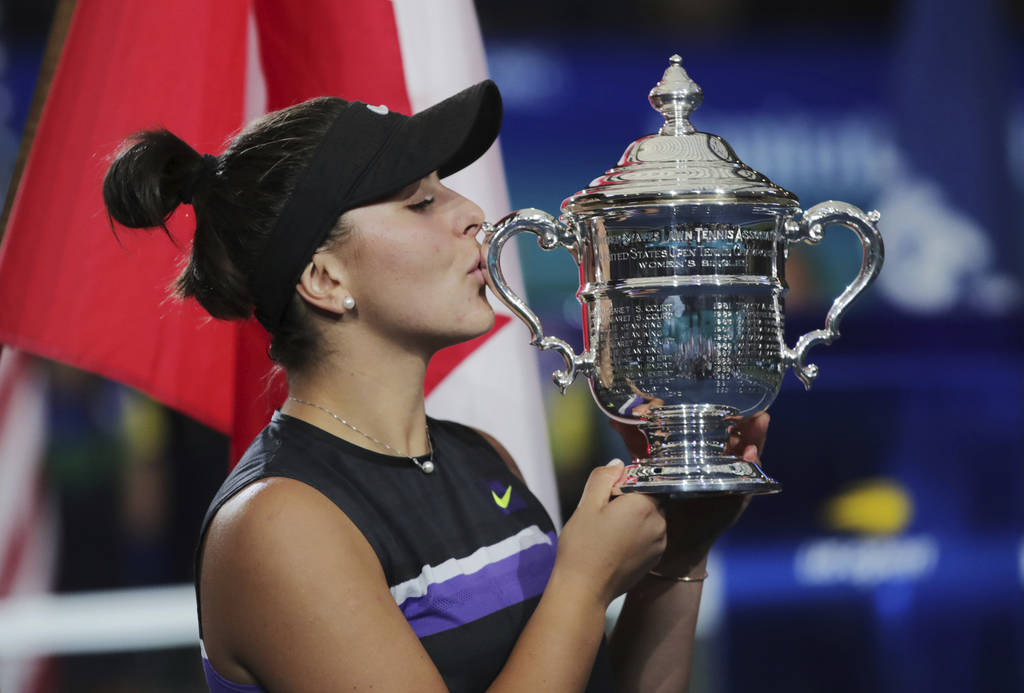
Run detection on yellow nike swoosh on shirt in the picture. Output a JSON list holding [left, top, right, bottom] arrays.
[[491, 486, 512, 509]]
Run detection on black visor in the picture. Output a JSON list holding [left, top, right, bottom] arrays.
[[250, 80, 502, 333]]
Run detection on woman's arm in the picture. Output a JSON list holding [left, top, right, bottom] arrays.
[[489, 463, 665, 692], [606, 412, 769, 692], [200, 478, 448, 692], [608, 562, 706, 692], [201, 464, 665, 692]]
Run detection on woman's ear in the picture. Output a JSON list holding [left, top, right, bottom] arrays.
[[295, 251, 354, 315]]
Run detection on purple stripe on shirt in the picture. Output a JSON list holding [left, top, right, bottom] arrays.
[[202, 657, 264, 692], [400, 531, 558, 638]]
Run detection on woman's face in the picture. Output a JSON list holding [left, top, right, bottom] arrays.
[[336, 172, 494, 352]]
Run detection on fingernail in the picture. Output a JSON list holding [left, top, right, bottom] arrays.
[[606, 458, 624, 467]]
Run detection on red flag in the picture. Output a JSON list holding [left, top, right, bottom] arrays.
[[0, 0, 557, 519], [0, 0, 249, 435]]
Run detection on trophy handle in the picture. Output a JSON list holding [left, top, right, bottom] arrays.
[[483, 208, 594, 392], [781, 201, 884, 389]]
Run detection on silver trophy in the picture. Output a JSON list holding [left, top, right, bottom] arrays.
[[484, 55, 883, 496]]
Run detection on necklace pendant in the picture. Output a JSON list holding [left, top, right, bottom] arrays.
[[287, 396, 436, 474]]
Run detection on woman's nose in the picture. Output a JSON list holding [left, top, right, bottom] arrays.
[[458, 196, 486, 237]]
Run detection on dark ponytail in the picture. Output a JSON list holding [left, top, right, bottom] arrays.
[[102, 97, 351, 372]]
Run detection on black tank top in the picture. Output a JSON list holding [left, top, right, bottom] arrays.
[[195, 411, 613, 692]]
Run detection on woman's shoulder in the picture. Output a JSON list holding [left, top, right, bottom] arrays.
[[200, 412, 397, 556], [206, 476, 356, 551], [198, 476, 435, 691], [198, 468, 375, 601], [197, 470, 387, 627]]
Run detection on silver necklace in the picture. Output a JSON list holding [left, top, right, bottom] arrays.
[[287, 396, 435, 474]]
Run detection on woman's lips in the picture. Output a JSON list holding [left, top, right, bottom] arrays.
[[469, 263, 486, 285], [468, 253, 486, 284]]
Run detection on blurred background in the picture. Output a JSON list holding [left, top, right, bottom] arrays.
[[0, 0, 1021, 690]]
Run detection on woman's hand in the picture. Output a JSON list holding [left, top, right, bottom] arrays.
[[609, 412, 770, 577], [726, 410, 770, 464], [555, 461, 667, 607]]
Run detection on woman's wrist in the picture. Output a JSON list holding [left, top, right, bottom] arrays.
[[647, 568, 707, 582], [648, 552, 708, 582], [546, 562, 615, 613]]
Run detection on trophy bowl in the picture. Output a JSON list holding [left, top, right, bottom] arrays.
[[484, 56, 884, 496]]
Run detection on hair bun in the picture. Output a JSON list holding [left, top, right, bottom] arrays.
[[103, 129, 212, 230]]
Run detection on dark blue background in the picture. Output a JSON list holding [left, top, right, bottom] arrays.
[[483, 2, 1024, 691]]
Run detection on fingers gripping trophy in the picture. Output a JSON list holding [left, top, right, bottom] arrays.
[[484, 56, 884, 496]]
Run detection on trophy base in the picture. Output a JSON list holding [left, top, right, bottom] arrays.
[[619, 458, 782, 497], [616, 404, 782, 497]]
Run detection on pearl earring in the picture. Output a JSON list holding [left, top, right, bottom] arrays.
[[342, 296, 356, 310]]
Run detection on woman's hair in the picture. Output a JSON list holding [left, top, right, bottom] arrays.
[[102, 97, 350, 373]]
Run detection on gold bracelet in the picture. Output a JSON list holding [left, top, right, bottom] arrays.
[[648, 569, 708, 582]]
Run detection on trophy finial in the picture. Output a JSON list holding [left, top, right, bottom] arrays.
[[649, 55, 703, 135]]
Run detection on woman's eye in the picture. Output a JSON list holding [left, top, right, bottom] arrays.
[[408, 195, 435, 212]]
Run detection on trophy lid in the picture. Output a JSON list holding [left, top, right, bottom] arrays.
[[562, 55, 798, 215]]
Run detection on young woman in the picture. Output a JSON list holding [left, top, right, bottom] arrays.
[[103, 80, 767, 693]]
